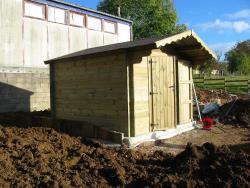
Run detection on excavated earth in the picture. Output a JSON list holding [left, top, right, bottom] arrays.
[[196, 88, 233, 104], [195, 88, 249, 104], [220, 99, 250, 127], [0, 126, 249, 188], [195, 88, 250, 127]]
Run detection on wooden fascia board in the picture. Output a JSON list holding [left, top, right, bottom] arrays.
[[155, 30, 217, 61]]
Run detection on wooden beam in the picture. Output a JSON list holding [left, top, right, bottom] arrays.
[[160, 46, 194, 61], [176, 44, 203, 51], [178, 48, 204, 53], [191, 56, 212, 61], [127, 51, 135, 137]]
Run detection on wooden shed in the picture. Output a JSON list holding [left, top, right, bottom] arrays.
[[45, 30, 216, 145]]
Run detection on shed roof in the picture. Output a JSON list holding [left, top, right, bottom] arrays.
[[45, 30, 217, 64]]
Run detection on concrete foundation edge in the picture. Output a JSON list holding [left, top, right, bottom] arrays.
[[123, 121, 196, 148]]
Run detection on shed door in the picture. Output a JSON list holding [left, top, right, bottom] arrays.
[[149, 56, 176, 131], [178, 59, 193, 124]]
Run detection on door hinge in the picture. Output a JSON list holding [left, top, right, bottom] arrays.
[[149, 59, 157, 64]]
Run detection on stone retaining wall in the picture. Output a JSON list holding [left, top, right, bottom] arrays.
[[0, 67, 50, 112]]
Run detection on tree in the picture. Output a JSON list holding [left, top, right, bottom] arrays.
[[97, 0, 187, 39], [225, 51, 250, 74], [225, 39, 250, 74], [196, 51, 221, 75], [218, 62, 229, 76], [234, 40, 250, 55], [197, 59, 220, 75]]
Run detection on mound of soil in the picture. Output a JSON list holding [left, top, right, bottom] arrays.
[[0, 110, 51, 128], [195, 88, 249, 105], [196, 88, 233, 104], [0, 126, 249, 187], [220, 99, 250, 127]]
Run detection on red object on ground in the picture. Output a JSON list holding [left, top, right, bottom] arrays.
[[202, 117, 215, 130]]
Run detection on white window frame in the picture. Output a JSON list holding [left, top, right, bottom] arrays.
[[69, 12, 85, 27], [24, 1, 46, 20], [87, 16, 102, 31], [103, 20, 117, 34], [48, 6, 67, 24]]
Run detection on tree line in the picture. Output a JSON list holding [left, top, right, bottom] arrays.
[[197, 40, 250, 75], [226, 40, 250, 75]]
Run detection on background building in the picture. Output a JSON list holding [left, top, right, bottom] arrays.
[[0, 0, 132, 112]]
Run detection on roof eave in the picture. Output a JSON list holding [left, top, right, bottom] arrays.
[[155, 30, 217, 61]]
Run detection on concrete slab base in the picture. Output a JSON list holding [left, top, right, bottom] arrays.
[[123, 121, 196, 148]]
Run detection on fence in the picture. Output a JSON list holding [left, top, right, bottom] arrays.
[[193, 76, 250, 93]]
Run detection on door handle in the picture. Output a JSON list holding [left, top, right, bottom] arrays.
[[169, 85, 175, 88]]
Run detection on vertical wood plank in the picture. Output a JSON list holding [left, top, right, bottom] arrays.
[[163, 56, 167, 129], [178, 59, 192, 124], [50, 63, 56, 119], [170, 56, 174, 128], [159, 56, 163, 129], [189, 66, 193, 120], [147, 57, 152, 132]]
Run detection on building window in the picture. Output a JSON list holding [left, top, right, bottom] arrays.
[[69, 12, 85, 27], [48, 7, 67, 24], [24, 1, 45, 19], [103, 20, 116, 34], [88, 16, 102, 31]]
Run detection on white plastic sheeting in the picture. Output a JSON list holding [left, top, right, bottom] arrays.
[[24, 1, 45, 19], [124, 122, 196, 148]]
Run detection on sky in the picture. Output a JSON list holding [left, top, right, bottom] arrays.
[[66, 0, 250, 58]]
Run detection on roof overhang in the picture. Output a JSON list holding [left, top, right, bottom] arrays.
[[156, 30, 217, 64]]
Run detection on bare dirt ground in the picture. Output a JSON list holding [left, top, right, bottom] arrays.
[[136, 89, 250, 156], [136, 124, 250, 155], [0, 126, 249, 188]]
